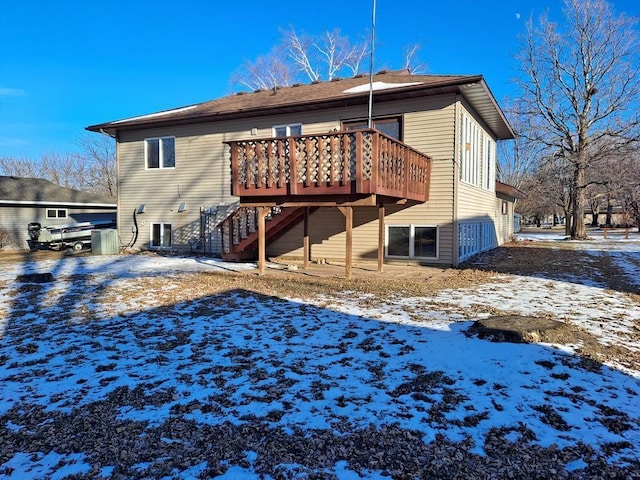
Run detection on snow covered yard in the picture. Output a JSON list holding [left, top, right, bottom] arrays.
[[0, 235, 639, 479]]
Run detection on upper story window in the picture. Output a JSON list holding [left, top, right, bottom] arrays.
[[273, 124, 302, 137], [46, 208, 67, 219], [145, 137, 175, 169], [342, 116, 402, 141], [459, 112, 495, 190]]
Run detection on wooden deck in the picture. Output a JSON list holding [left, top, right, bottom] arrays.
[[226, 129, 432, 204], [223, 129, 433, 279]]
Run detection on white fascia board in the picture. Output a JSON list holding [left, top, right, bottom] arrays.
[[0, 200, 117, 208]]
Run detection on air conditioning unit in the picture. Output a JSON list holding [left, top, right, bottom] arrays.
[[91, 229, 119, 255]]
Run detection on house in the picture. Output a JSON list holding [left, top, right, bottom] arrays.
[[87, 70, 516, 274], [0, 176, 116, 250]]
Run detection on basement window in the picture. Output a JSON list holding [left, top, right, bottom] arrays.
[[386, 225, 438, 259], [150, 222, 172, 249]]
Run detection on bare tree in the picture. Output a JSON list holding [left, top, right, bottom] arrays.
[[618, 149, 640, 230], [0, 156, 40, 178], [230, 48, 295, 91], [231, 28, 371, 90], [284, 28, 371, 82], [75, 133, 117, 199], [515, 0, 640, 239], [498, 100, 547, 191], [403, 43, 426, 74], [0, 152, 86, 189]]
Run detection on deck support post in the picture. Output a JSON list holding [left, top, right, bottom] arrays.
[[303, 207, 310, 269], [378, 203, 385, 272], [338, 206, 353, 280], [257, 206, 269, 275]]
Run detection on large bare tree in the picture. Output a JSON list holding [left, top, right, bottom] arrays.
[[515, 0, 640, 239], [231, 27, 425, 91], [232, 28, 370, 90]]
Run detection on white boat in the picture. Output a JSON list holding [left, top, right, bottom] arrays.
[[27, 220, 116, 251]]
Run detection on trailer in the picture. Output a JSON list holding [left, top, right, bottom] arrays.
[[27, 220, 117, 251]]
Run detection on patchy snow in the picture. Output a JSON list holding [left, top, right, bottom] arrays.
[[111, 105, 198, 124], [342, 81, 423, 94], [0, 237, 639, 478]]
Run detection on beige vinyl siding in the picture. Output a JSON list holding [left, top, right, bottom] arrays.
[[455, 102, 504, 264], [269, 94, 458, 266], [116, 112, 344, 252], [495, 196, 514, 244], [116, 92, 497, 266], [117, 121, 239, 252]]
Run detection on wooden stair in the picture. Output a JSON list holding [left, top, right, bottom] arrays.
[[221, 206, 313, 261]]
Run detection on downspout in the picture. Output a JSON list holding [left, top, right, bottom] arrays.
[[452, 95, 461, 267]]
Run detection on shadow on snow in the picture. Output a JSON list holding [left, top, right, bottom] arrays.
[[0, 253, 638, 478]]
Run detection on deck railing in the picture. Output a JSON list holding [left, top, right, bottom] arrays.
[[226, 129, 432, 203]]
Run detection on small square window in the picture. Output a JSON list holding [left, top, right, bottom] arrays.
[[46, 208, 67, 219], [273, 124, 302, 137]]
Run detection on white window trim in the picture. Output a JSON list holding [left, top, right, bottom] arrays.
[[46, 208, 68, 219], [149, 222, 172, 249], [460, 112, 495, 191], [145, 136, 176, 170], [386, 224, 439, 260], [272, 123, 302, 137]]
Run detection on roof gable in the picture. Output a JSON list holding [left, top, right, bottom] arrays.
[[0, 176, 116, 206], [88, 71, 514, 140]]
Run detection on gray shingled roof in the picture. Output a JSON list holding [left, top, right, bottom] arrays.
[[87, 71, 514, 140], [0, 176, 116, 206]]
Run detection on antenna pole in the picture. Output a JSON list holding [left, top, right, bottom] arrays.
[[368, 0, 376, 128]]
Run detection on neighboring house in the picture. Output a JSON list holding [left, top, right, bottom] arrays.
[[87, 70, 516, 270], [0, 176, 116, 250], [495, 181, 526, 246]]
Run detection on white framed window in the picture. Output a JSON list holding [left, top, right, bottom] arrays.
[[145, 137, 175, 169], [46, 208, 67, 219], [460, 112, 495, 191], [386, 225, 438, 259], [272, 124, 302, 137], [150, 222, 172, 249]]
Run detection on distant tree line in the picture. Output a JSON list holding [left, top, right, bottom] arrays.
[[0, 134, 117, 199]]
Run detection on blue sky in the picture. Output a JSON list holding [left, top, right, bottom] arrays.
[[1, 0, 639, 159]]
